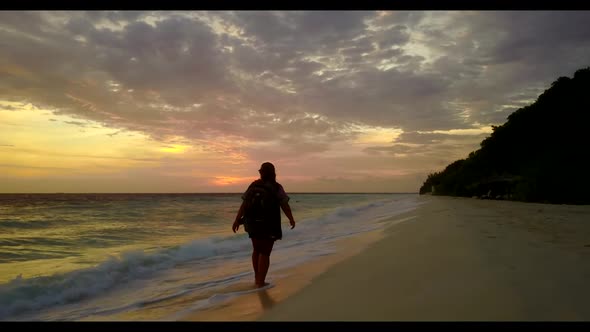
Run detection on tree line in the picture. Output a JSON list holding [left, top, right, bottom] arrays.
[[419, 67, 590, 205]]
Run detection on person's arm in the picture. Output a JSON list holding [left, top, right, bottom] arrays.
[[280, 202, 296, 229], [232, 200, 246, 233]]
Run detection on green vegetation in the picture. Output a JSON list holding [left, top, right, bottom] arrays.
[[420, 67, 590, 204]]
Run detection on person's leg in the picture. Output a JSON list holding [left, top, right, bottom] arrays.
[[251, 239, 259, 285], [252, 250, 260, 283], [256, 254, 270, 287], [255, 239, 275, 287]]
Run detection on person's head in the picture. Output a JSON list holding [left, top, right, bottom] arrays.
[[258, 162, 276, 183]]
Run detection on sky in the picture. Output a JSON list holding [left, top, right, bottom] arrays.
[[1, 11, 590, 193]]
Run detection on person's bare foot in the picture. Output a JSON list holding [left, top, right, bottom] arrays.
[[256, 282, 270, 288]]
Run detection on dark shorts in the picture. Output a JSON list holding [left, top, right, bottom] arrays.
[[251, 238, 275, 256]]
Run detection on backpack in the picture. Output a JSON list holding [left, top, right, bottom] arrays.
[[243, 181, 278, 229]]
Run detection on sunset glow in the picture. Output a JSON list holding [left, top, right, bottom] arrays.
[[2, 11, 589, 192]]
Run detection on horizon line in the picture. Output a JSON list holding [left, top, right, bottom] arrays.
[[0, 192, 419, 195]]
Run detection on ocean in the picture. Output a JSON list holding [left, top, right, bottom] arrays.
[[0, 193, 420, 321]]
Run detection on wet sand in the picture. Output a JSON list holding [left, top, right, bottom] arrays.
[[180, 222, 393, 321]]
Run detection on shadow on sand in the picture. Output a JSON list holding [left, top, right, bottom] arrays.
[[257, 289, 276, 310]]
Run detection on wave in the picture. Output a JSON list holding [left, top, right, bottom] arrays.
[[0, 234, 252, 320], [0, 196, 419, 320]]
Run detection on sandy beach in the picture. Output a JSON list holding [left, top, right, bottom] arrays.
[[178, 195, 590, 321], [256, 196, 590, 321], [179, 222, 390, 321]]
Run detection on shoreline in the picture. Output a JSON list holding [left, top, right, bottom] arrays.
[[178, 209, 419, 321], [259, 196, 590, 321]]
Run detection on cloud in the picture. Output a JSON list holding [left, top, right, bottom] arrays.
[[64, 120, 88, 127], [4, 11, 589, 141], [0, 105, 18, 111], [363, 129, 491, 167], [107, 130, 122, 137], [2, 11, 590, 192], [411, 11, 590, 126], [0, 163, 69, 170]]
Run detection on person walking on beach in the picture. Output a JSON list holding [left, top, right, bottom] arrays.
[[232, 162, 296, 288]]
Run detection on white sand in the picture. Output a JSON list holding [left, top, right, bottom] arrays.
[[259, 196, 590, 321]]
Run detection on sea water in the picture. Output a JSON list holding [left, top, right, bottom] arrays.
[[0, 193, 420, 321]]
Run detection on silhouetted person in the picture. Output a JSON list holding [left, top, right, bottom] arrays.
[[232, 162, 296, 288]]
